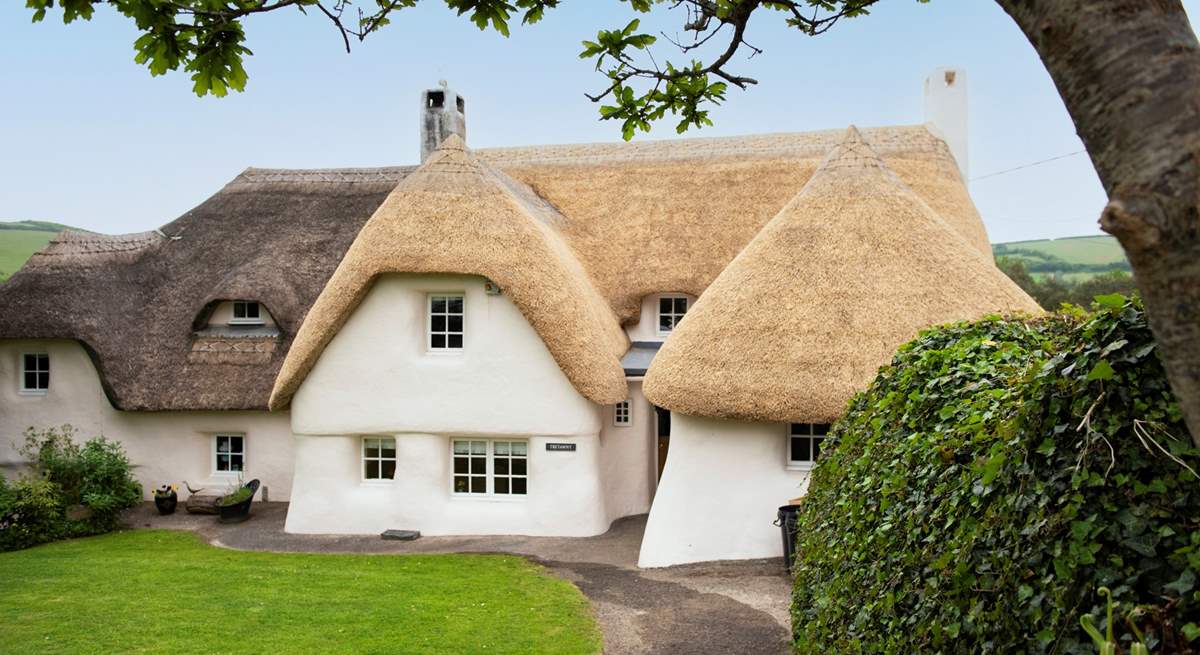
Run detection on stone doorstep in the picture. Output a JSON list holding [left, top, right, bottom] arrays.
[[380, 529, 421, 541]]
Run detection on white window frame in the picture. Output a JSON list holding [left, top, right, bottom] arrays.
[[427, 293, 465, 353], [19, 352, 49, 395], [451, 439, 528, 498], [213, 433, 246, 475], [656, 295, 689, 336], [787, 423, 829, 471], [230, 300, 264, 326], [613, 400, 632, 427], [362, 437, 397, 482]]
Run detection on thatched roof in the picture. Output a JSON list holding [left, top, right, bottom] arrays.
[[641, 127, 1041, 423], [0, 123, 1006, 412], [0, 168, 407, 410], [269, 135, 629, 409]]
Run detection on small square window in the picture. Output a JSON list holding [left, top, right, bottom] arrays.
[[363, 437, 397, 481], [429, 294, 465, 351], [787, 423, 829, 469], [231, 301, 264, 325], [20, 353, 49, 393], [657, 295, 689, 335], [614, 400, 631, 426], [214, 434, 245, 473]]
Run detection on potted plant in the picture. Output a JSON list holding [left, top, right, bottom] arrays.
[[217, 478, 260, 523], [154, 484, 178, 515]]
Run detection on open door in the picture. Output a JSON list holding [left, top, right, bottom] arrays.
[[654, 405, 671, 482]]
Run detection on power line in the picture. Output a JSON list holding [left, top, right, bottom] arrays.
[[970, 150, 1087, 182]]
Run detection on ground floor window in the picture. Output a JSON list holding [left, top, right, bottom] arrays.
[[452, 439, 528, 496], [363, 437, 397, 481], [788, 423, 829, 470], [214, 434, 245, 473]]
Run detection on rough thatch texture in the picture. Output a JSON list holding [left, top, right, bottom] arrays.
[[478, 126, 991, 322], [641, 127, 1041, 423], [269, 135, 629, 410], [0, 169, 407, 410]]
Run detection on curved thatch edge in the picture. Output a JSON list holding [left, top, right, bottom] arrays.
[[269, 136, 628, 410], [642, 126, 1041, 423]]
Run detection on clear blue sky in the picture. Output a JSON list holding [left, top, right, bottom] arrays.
[[2, 1, 1197, 243]]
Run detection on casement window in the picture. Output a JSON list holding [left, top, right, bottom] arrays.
[[452, 439, 528, 496], [428, 294, 465, 351], [788, 423, 829, 470], [214, 434, 245, 473], [231, 300, 263, 325], [20, 353, 49, 394], [362, 437, 397, 481], [657, 296, 689, 335], [614, 400, 631, 426]]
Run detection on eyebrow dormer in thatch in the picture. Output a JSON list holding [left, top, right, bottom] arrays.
[[268, 134, 630, 410], [641, 126, 1042, 424]]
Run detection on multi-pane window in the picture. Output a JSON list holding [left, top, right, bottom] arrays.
[[492, 441, 528, 495], [452, 439, 527, 496], [429, 294, 464, 351], [788, 423, 829, 469], [20, 353, 49, 393], [231, 300, 262, 324], [658, 296, 688, 335], [363, 437, 397, 481], [215, 434, 245, 473], [614, 400, 631, 426]]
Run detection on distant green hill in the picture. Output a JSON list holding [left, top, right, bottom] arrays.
[[0, 221, 83, 281], [992, 235, 1130, 282]]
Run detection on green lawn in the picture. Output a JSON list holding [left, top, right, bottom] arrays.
[[0, 530, 602, 655]]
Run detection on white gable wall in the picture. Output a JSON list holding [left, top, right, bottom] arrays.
[[285, 273, 633, 536], [291, 274, 599, 437]]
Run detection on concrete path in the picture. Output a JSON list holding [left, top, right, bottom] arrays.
[[124, 502, 792, 654]]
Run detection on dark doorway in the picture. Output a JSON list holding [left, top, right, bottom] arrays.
[[654, 405, 671, 482]]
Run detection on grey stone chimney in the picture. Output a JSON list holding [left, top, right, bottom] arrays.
[[420, 83, 466, 162]]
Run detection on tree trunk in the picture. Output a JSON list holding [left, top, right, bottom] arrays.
[[996, 0, 1200, 446]]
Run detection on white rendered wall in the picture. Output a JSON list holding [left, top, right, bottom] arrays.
[[291, 274, 600, 437], [285, 433, 611, 536], [924, 67, 969, 180], [625, 293, 698, 343], [597, 380, 656, 520], [638, 414, 809, 568], [0, 340, 295, 500], [286, 273, 637, 537]]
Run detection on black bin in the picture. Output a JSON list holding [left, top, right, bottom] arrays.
[[775, 504, 803, 572]]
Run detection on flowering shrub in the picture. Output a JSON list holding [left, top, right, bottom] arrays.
[[792, 297, 1199, 654]]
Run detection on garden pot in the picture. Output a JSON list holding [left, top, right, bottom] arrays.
[[154, 493, 178, 515], [217, 479, 260, 524]]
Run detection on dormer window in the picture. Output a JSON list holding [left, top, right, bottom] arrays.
[[230, 301, 263, 326], [657, 296, 689, 335]]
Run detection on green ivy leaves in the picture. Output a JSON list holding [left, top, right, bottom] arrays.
[[791, 296, 1200, 654]]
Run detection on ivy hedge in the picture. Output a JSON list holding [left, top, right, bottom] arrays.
[[791, 297, 1199, 654]]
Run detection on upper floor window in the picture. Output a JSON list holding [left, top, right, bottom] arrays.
[[214, 434, 245, 473], [658, 296, 689, 335], [614, 400, 631, 426], [788, 423, 829, 470], [363, 437, 397, 481], [452, 439, 527, 496], [230, 300, 263, 325], [20, 353, 49, 394], [429, 294, 464, 351]]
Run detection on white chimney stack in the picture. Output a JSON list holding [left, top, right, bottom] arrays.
[[420, 83, 466, 163], [923, 67, 968, 180]]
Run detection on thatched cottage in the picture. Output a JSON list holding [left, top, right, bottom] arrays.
[[0, 70, 1039, 567]]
